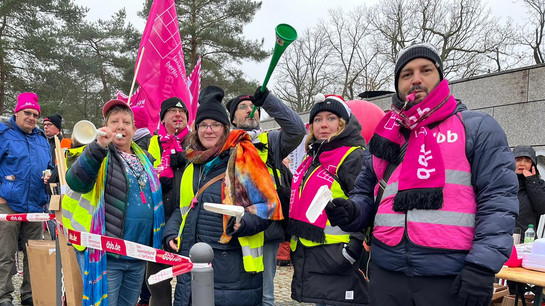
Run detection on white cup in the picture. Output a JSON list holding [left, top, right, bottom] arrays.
[[513, 233, 521, 245]]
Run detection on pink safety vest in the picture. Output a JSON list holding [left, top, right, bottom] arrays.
[[289, 146, 353, 229], [372, 115, 476, 251]]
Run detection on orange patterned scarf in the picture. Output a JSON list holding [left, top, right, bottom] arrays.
[[219, 129, 283, 243]]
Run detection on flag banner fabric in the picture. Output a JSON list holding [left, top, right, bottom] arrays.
[[187, 56, 202, 125], [136, 0, 191, 131]]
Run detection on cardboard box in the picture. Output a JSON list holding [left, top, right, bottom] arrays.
[[57, 228, 83, 306], [491, 283, 509, 302], [27, 240, 56, 305], [500, 294, 534, 306]]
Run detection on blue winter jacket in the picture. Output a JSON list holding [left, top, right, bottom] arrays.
[[0, 117, 52, 213], [347, 103, 518, 276]]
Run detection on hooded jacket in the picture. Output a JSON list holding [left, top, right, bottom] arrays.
[[516, 173, 545, 235], [290, 115, 369, 306]]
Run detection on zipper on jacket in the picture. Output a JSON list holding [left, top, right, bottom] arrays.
[[403, 214, 413, 277], [26, 134, 31, 213]]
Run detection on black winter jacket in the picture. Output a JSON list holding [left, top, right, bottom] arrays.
[[162, 150, 269, 306], [290, 115, 369, 305], [516, 173, 545, 236]]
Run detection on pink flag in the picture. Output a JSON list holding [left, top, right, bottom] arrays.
[[187, 56, 202, 125], [116, 87, 149, 108], [135, 0, 191, 131]]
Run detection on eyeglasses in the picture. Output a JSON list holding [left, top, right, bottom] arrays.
[[167, 108, 186, 115], [236, 104, 254, 111], [23, 110, 40, 119], [43, 122, 54, 127], [197, 122, 223, 132]]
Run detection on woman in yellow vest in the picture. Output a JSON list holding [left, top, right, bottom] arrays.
[[162, 85, 282, 306], [287, 94, 369, 305]]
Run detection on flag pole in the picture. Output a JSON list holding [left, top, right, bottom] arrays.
[[127, 47, 146, 105]]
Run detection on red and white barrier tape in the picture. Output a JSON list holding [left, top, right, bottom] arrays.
[[148, 262, 208, 284], [55, 222, 193, 270], [0, 213, 55, 222], [1, 213, 194, 282]]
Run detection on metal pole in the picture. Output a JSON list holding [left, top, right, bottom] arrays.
[[55, 237, 62, 305], [190, 242, 214, 306]]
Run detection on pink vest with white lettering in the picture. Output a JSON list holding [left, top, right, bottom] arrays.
[[372, 115, 476, 250]]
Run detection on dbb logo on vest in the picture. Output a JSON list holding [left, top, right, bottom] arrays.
[[433, 130, 458, 143], [417, 143, 436, 179]]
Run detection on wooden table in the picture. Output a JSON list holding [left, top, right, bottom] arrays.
[[496, 266, 545, 306]]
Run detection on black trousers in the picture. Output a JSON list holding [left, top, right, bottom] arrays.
[[368, 261, 459, 306]]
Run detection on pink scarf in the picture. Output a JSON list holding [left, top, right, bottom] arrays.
[[370, 79, 457, 211], [288, 146, 351, 243], [157, 124, 189, 178]]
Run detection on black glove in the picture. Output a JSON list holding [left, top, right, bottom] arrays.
[[169, 152, 187, 169], [342, 237, 364, 265], [451, 264, 495, 306], [325, 198, 360, 228], [253, 86, 269, 107]]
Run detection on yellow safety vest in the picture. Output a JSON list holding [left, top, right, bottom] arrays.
[[290, 147, 360, 251], [148, 135, 162, 168], [179, 163, 265, 272], [61, 151, 106, 251]]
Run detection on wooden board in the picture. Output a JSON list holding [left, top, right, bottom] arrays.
[[496, 266, 545, 287]]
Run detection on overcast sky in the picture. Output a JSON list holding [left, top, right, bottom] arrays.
[[75, 0, 527, 83]]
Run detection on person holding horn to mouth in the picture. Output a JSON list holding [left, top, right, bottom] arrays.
[[64, 99, 165, 306], [225, 23, 303, 306], [162, 85, 283, 306], [226, 86, 305, 306]]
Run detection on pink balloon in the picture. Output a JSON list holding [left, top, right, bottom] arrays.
[[346, 100, 385, 144]]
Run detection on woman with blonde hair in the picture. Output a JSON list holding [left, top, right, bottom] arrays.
[[288, 94, 369, 305]]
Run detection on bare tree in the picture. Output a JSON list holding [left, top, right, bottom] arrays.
[[275, 0, 528, 108], [519, 0, 545, 64], [274, 28, 334, 112], [368, 0, 517, 80]]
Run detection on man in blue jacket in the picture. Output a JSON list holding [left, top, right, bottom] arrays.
[[325, 43, 518, 306], [0, 92, 52, 306]]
